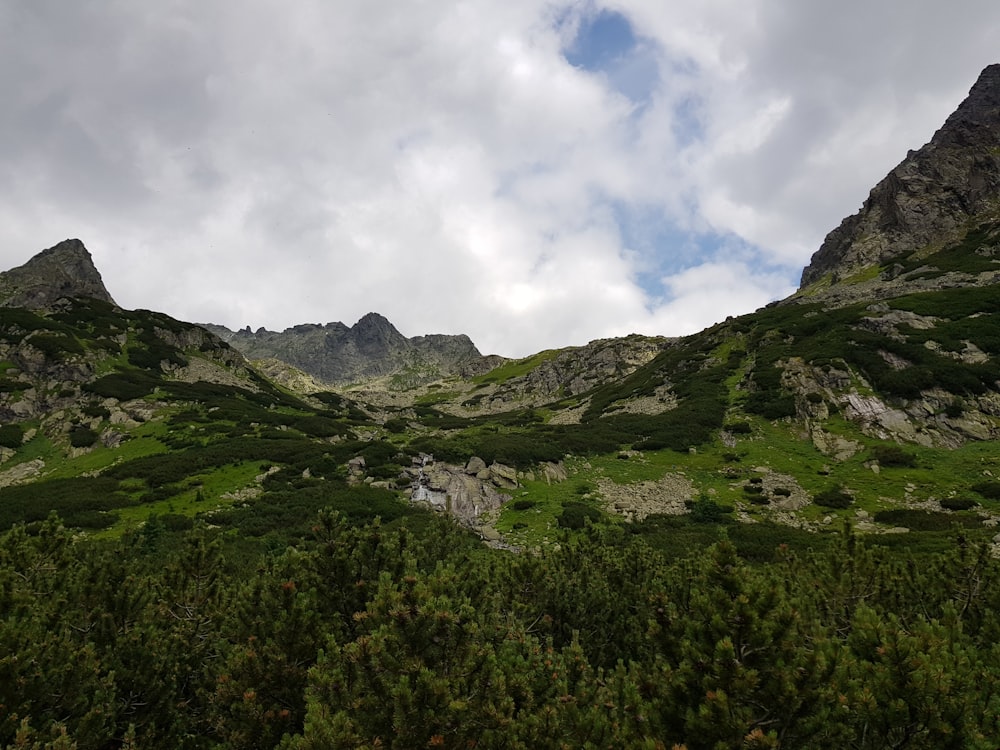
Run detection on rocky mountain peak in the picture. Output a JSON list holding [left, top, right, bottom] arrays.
[[800, 64, 1000, 287], [203, 312, 492, 387], [0, 239, 117, 309], [940, 63, 1000, 134], [350, 312, 406, 350], [355, 311, 394, 329]]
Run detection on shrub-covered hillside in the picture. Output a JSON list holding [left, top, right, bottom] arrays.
[[4, 511, 1000, 749]]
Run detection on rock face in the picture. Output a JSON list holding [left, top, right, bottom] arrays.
[[0, 239, 117, 309], [202, 312, 494, 387], [463, 334, 670, 415], [408, 455, 514, 525], [801, 64, 1000, 287]]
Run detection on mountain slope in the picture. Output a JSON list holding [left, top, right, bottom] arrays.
[[0, 238, 117, 309], [363, 65, 1000, 545], [2, 66, 1000, 548], [800, 64, 1000, 299], [203, 312, 500, 387], [0, 242, 421, 534]]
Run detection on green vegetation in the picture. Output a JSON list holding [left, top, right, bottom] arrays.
[[6, 234, 1000, 746], [0, 423, 23, 448], [0, 476, 130, 528], [972, 480, 1000, 499], [873, 508, 982, 531], [813, 485, 854, 509], [471, 348, 560, 384], [689, 494, 732, 522], [556, 500, 602, 529], [940, 497, 978, 511], [869, 444, 918, 467], [899, 219, 1000, 278], [5, 513, 1000, 748], [68, 424, 99, 448]]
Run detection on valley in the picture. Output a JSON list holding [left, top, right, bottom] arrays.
[[2, 63, 1000, 749]]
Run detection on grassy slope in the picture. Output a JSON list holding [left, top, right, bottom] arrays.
[[4, 231, 1000, 552], [0, 301, 417, 537]]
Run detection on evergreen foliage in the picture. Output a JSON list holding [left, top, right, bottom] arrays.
[[869, 445, 918, 468], [940, 497, 978, 511], [813, 485, 854, 509], [5, 213, 1000, 748], [556, 501, 601, 529], [68, 425, 99, 448], [0, 423, 23, 449], [2, 514, 1000, 747]]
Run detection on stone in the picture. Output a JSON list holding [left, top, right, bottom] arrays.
[[600, 472, 694, 521], [100, 431, 127, 449], [200, 312, 489, 387], [412, 462, 511, 525], [540, 461, 567, 484], [0, 239, 117, 310], [488, 462, 518, 489], [811, 429, 860, 461], [465, 456, 487, 474], [801, 65, 1000, 287], [0, 458, 45, 488], [347, 456, 366, 480]]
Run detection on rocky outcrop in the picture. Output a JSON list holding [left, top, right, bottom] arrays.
[[0, 239, 117, 309], [778, 352, 999, 449], [244, 357, 327, 394], [461, 334, 670, 415], [202, 312, 495, 387], [801, 65, 1000, 287], [408, 455, 516, 525], [599, 471, 695, 521]]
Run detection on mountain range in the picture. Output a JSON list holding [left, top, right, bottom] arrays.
[[200, 315, 501, 388], [1, 64, 1000, 548]]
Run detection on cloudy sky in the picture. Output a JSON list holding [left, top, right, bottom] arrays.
[[2, 2, 998, 356]]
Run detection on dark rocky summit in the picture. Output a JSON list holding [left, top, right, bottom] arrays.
[[800, 64, 1000, 287], [0, 239, 117, 309], [203, 312, 497, 386]]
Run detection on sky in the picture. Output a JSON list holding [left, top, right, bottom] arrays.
[[1, 2, 998, 357]]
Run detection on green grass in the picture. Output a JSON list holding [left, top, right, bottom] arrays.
[[899, 220, 1000, 278], [101, 461, 268, 536], [797, 272, 835, 296], [472, 349, 560, 385], [489, 397, 1000, 548], [2, 430, 56, 468], [45, 434, 170, 479], [495, 464, 615, 547]]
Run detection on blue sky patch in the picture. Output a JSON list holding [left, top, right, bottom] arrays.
[[563, 9, 636, 71], [562, 8, 659, 105]]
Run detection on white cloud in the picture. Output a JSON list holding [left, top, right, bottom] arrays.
[[651, 261, 796, 336], [1, 0, 998, 356]]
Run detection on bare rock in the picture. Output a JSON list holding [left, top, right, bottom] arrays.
[[801, 65, 1000, 287], [488, 462, 519, 488], [0, 239, 117, 309], [465, 456, 487, 474], [540, 461, 568, 484], [414, 462, 511, 524], [600, 472, 695, 521], [811, 429, 860, 461], [100, 430, 127, 449], [0, 458, 45, 488]]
